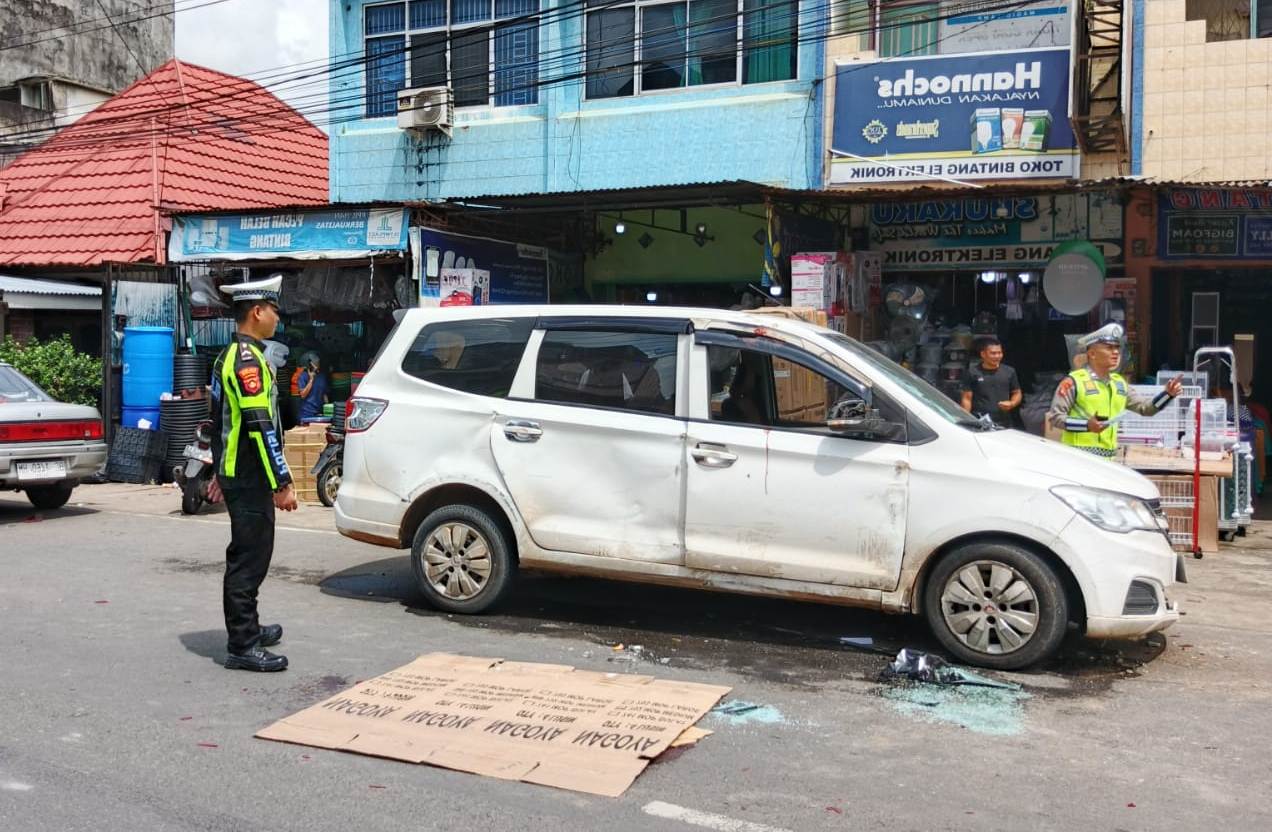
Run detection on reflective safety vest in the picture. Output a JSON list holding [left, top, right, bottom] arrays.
[[1063, 367, 1128, 453]]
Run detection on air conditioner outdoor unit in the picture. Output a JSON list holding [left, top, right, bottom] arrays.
[[398, 87, 453, 135]]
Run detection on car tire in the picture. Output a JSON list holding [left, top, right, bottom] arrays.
[[181, 481, 203, 515], [922, 540, 1069, 670], [410, 504, 516, 614], [26, 482, 74, 511], [317, 462, 341, 508]]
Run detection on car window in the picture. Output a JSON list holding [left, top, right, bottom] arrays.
[[0, 365, 51, 403], [401, 318, 533, 398], [535, 330, 677, 416], [707, 345, 903, 440]]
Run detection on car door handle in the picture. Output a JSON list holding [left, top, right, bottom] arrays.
[[503, 420, 543, 443], [691, 443, 737, 468]]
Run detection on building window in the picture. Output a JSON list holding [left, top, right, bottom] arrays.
[[584, 0, 798, 100], [874, 0, 938, 58], [1186, 0, 1272, 41], [364, 0, 540, 117]]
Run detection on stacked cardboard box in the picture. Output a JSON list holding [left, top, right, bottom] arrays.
[[284, 424, 327, 504]]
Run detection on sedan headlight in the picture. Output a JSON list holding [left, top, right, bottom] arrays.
[[1051, 485, 1169, 534]]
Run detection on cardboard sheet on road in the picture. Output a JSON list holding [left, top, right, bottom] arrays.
[[256, 653, 731, 797]]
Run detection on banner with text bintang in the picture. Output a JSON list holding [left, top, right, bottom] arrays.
[[831, 47, 1078, 185], [168, 208, 409, 261], [1158, 188, 1272, 259]]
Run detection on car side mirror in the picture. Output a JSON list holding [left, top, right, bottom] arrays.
[[827, 406, 904, 441]]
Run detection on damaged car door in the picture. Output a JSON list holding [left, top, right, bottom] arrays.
[[491, 319, 688, 564], [682, 330, 909, 589]]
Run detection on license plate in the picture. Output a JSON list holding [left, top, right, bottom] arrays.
[[17, 460, 67, 482], [184, 444, 213, 464]]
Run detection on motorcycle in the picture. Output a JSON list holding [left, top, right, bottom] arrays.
[[175, 419, 216, 515], [312, 427, 343, 508]]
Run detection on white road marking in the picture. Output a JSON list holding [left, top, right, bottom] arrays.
[[642, 802, 796, 832], [2, 781, 34, 791], [95, 509, 337, 535]]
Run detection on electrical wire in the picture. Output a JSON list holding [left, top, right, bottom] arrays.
[[1, 0, 1043, 152]]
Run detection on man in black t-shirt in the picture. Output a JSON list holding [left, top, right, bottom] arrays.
[[961, 337, 1022, 428]]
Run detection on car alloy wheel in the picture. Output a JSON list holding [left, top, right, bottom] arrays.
[[939, 560, 1039, 655], [422, 522, 493, 601]]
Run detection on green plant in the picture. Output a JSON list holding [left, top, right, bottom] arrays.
[[0, 335, 103, 407]]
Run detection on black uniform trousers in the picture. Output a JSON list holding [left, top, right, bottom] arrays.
[[222, 478, 276, 653]]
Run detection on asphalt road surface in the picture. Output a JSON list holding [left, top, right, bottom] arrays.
[[2, 484, 1270, 831]]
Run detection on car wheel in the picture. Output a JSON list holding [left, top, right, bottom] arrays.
[[26, 482, 74, 511], [317, 462, 341, 508], [923, 541, 1068, 670], [410, 504, 516, 614]]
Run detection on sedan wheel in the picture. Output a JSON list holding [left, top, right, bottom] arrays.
[[422, 522, 493, 602], [940, 560, 1039, 655]]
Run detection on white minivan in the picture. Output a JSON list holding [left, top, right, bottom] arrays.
[[336, 306, 1183, 669]]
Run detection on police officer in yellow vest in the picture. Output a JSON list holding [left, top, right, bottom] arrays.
[[1047, 323, 1184, 457], [211, 275, 298, 672]]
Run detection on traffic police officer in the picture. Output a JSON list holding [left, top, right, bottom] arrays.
[[212, 275, 298, 672], [1047, 323, 1184, 457]]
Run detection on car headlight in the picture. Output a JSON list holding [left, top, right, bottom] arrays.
[[1051, 485, 1168, 534]]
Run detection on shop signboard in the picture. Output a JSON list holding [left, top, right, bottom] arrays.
[[830, 47, 1078, 185], [168, 208, 409, 261], [412, 226, 548, 305], [867, 193, 1122, 271], [1158, 188, 1272, 259], [937, 1, 1071, 55]]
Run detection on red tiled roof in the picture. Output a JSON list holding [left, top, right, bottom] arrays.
[[0, 60, 329, 267]]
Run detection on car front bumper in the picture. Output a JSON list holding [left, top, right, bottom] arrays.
[[1053, 516, 1181, 640], [0, 441, 107, 488]]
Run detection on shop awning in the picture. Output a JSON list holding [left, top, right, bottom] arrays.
[[0, 274, 101, 310]]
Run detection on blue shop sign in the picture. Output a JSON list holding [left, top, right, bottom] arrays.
[[168, 208, 409, 261], [830, 47, 1078, 185], [1158, 189, 1272, 259]]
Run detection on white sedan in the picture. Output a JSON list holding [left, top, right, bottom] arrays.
[[0, 361, 107, 510]]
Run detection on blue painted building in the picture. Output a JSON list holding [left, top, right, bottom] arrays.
[[328, 0, 826, 203]]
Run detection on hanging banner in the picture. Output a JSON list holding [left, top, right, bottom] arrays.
[[830, 47, 1078, 185], [1158, 188, 1272, 259], [867, 193, 1123, 271], [168, 208, 409, 261], [412, 226, 549, 306], [937, 1, 1071, 55]]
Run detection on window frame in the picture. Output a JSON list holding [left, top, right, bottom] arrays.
[[518, 319, 688, 419], [869, 0, 940, 58], [693, 330, 909, 444], [399, 317, 536, 399], [363, 0, 542, 116], [582, 0, 799, 101]]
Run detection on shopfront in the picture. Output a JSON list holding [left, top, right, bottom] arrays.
[[168, 206, 415, 422], [847, 190, 1125, 396], [1126, 186, 1272, 400]]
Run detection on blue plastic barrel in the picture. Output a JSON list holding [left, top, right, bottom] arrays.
[[121, 405, 161, 431], [122, 326, 174, 408]]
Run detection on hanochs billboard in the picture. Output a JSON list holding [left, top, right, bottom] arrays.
[[830, 47, 1079, 186]]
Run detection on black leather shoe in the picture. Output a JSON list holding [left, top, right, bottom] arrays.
[[225, 647, 288, 672], [259, 624, 283, 647]]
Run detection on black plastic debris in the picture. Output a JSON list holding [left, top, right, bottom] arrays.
[[882, 648, 1019, 690]]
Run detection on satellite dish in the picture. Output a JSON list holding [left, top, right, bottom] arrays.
[[1043, 241, 1106, 315]]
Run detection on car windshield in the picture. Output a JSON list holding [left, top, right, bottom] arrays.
[[0, 365, 52, 403], [819, 333, 986, 429]]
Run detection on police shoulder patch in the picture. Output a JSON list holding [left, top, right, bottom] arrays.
[[1058, 378, 1074, 396], [237, 365, 262, 395]]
